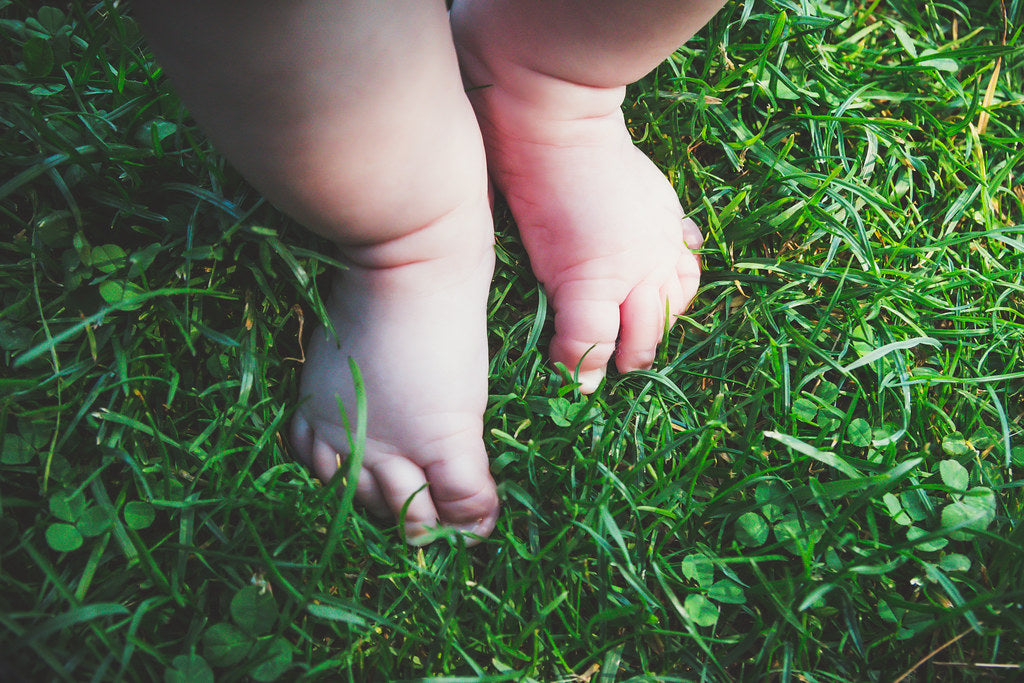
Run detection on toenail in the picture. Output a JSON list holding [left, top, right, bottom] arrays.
[[404, 521, 488, 547], [454, 517, 486, 534], [451, 518, 494, 546], [406, 531, 433, 547], [576, 369, 604, 394]]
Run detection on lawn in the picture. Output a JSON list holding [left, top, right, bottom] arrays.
[[2, 0, 1023, 680]]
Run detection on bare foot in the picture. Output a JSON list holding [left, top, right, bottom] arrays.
[[453, 23, 702, 393], [289, 198, 499, 545]]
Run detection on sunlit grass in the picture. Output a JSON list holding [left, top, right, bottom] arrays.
[[1, 0, 1023, 680]]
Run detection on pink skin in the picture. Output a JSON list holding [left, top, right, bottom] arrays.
[[135, 0, 724, 544], [462, 83, 703, 392], [451, 0, 722, 392]]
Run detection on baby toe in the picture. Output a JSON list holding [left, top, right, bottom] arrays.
[[616, 284, 665, 373], [676, 248, 702, 301], [370, 457, 442, 544], [354, 467, 391, 520], [289, 414, 314, 465], [682, 217, 704, 251], [309, 436, 345, 483]]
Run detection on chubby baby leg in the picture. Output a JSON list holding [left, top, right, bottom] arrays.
[[135, 0, 499, 543], [452, 0, 724, 392]]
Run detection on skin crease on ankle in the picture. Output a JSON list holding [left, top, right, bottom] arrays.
[[134, 0, 502, 544], [450, 0, 721, 392], [133, 0, 727, 544]]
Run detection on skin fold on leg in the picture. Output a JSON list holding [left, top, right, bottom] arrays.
[[134, 0, 500, 544], [451, 0, 726, 392]]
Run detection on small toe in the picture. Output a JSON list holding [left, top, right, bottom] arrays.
[[676, 250, 702, 306], [370, 457, 441, 544], [310, 436, 344, 483], [682, 217, 704, 251], [307, 434, 405, 519], [354, 467, 391, 520], [289, 414, 314, 465], [616, 285, 665, 373]]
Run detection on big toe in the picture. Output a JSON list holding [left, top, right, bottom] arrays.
[[548, 279, 622, 393], [423, 443, 499, 541], [616, 283, 666, 373], [365, 436, 498, 545]]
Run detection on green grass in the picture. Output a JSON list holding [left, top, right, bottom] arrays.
[[2, 0, 1023, 680]]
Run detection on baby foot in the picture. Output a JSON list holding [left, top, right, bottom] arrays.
[[289, 199, 499, 544], [453, 31, 702, 392]]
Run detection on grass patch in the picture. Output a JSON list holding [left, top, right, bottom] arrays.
[[2, 0, 1023, 680]]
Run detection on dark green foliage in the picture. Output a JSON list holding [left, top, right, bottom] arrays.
[[2, 0, 1023, 681]]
